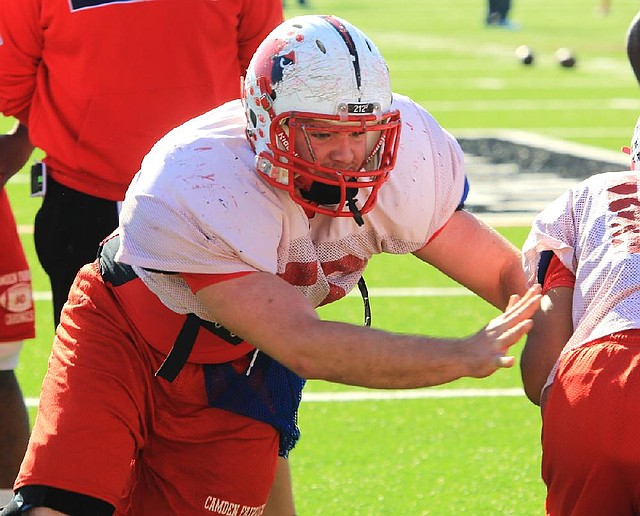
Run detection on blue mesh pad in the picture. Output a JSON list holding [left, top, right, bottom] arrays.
[[203, 352, 306, 457]]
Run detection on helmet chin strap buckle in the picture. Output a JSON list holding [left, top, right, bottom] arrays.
[[300, 182, 364, 226]]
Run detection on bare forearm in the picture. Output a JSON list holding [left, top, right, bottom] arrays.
[[413, 210, 527, 310], [0, 122, 34, 187], [277, 320, 469, 388], [197, 273, 541, 390], [520, 287, 573, 405]]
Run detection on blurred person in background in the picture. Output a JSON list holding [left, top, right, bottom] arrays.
[[0, 122, 34, 507], [486, 0, 518, 29]]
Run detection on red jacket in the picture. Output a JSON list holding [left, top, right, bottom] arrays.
[[0, 0, 283, 200]]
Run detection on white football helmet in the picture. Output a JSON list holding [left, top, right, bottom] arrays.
[[242, 15, 401, 224]]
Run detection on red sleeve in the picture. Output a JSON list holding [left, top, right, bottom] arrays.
[[542, 253, 576, 294], [237, 0, 284, 73], [181, 271, 255, 294], [0, 0, 42, 123]]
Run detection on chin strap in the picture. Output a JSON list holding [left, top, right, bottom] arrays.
[[344, 197, 370, 327], [357, 276, 371, 327], [347, 196, 365, 226], [347, 198, 369, 326]]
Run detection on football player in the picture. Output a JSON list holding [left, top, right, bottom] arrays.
[[521, 115, 640, 514], [2, 15, 540, 516]]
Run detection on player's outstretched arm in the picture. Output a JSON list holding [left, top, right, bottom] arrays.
[[413, 210, 527, 311], [196, 274, 541, 389]]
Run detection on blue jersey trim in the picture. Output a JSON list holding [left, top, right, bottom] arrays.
[[70, 0, 145, 12], [457, 176, 470, 210]]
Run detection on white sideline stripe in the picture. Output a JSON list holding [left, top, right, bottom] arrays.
[[32, 287, 473, 302], [302, 388, 524, 402], [24, 388, 524, 407], [347, 287, 472, 297], [417, 98, 640, 112]]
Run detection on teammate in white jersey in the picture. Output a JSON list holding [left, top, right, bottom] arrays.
[[520, 116, 640, 514], [3, 15, 540, 516]]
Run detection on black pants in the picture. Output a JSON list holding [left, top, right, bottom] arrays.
[[34, 176, 119, 328], [487, 0, 511, 22]]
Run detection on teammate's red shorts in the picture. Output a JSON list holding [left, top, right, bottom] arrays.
[[0, 189, 35, 342], [15, 261, 279, 514], [542, 330, 640, 515]]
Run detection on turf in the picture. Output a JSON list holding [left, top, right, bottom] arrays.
[[4, 0, 640, 512]]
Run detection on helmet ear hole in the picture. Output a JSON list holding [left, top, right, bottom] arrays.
[[249, 109, 258, 128], [316, 40, 327, 54]]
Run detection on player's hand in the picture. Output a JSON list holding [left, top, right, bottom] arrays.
[[462, 284, 542, 378]]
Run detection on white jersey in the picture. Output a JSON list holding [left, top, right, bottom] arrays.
[[116, 95, 466, 322], [522, 171, 640, 385]]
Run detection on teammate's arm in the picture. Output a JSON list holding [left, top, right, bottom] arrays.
[[413, 209, 527, 310], [520, 286, 573, 406], [520, 251, 575, 406], [195, 271, 541, 388], [0, 122, 33, 187]]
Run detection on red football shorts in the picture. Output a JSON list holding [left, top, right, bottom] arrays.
[[15, 261, 279, 514], [0, 189, 35, 343], [542, 330, 640, 515]]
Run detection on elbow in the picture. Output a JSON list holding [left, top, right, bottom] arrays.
[[522, 382, 542, 406], [265, 341, 322, 380], [281, 354, 317, 380], [520, 361, 543, 406]]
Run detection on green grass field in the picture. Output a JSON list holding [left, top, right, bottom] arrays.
[[4, 0, 640, 513]]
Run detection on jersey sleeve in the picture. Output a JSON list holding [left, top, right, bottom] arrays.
[[410, 97, 467, 241], [538, 250, 576, 293], [182, 271, 255, 294], [0, 0, 42, 123], [371, 95, 468, 252], [522, 186, 578, 287]]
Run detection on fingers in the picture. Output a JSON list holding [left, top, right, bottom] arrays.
[[494, 318, 535, 354], [505, 293, 520, 311], [509, 284, 542, 314], [486, 284, 541, 333], [463, 285, 542, 379], [495, 355, 514, 368]]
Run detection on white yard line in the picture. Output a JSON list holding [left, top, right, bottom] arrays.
[[415, 98, 640, 112], [32, 287, 473, 302], [301, 388, 524, 402], [25, 388, 524, 408]]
